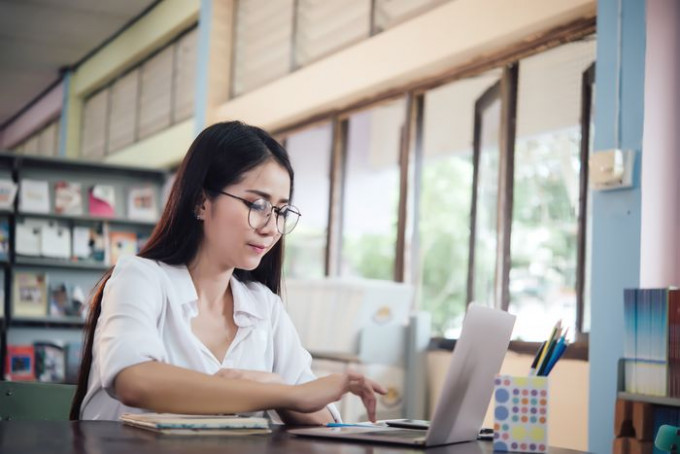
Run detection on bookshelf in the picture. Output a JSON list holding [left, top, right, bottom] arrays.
[[617, 392, 680, 408], [0, 151, 167, 383], [613, 286, 680, 453]]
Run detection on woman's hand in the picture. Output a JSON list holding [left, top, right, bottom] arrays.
[[214, 368, 284, 385], [288, 371, 387, 422]]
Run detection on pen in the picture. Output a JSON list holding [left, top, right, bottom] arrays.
[[529, 341, 546, 375], [534, 321, 561, 376], [543, 337, 569, 376], [325, 423, 374, 427]]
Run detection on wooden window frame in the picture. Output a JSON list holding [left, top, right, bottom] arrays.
[[273, 20, 595, 357]]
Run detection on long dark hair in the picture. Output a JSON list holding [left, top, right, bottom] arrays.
[[69, 121, 294, 419]]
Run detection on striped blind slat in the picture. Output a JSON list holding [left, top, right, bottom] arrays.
[[232, 0, 294, 96], [138, 46, 174, 139], [81, 89, 109, 159], [173, 29, 198, 122], [295, 0, 370, 67], [108, 69, 139, 153]]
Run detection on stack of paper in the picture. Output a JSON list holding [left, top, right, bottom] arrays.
[[120, 413, 271, 436]]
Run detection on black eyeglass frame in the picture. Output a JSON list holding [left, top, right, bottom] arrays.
[[210, 189, 301, 235]]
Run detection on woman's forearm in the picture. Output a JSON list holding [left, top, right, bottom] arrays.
[[115, 361, 294, 414]]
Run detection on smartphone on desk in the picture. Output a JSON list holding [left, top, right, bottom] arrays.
[[384, 419, 430, 430]]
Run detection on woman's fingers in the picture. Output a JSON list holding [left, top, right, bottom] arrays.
[[345, 373, 386, 422]]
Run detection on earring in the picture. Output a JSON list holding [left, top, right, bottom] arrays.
[[195, 213, 202, 221]]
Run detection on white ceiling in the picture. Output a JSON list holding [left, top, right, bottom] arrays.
[[0, 0, 158, 127]]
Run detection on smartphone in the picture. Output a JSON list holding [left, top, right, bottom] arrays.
[[384, 419, 430, 430]]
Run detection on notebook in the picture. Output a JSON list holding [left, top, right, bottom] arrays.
[[120, 413, 271, 436], [289, 304, 516, 447]]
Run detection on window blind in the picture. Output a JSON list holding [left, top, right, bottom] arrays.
[[232, 0, 294, 96], [138, 46, 173, 140], [81, 89, 109, 159], [173, 28, 198, 122], [374, 0, 450, 32], [38, 119, 59, 156], [108, 69, 139, 153], [295, 0, 371, 67]]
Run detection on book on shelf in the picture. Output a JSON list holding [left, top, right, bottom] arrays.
[[72, 223, 107, 263], [65, 341, 83, 384], [15, 219, 47, 257], [127, 185, 158, 221], [54, 181, 83, 215], [19, 179, 50, 213], [49, 282, 86, 318], [5, 345, 35, 381], [12, 271, 48, 318], [109, 230, 138, 265], [34, 341, 65, 383], [40, 221, 71, 259], [120, 413, 271, 436], [0, 272, 4, 318], [0, 218, 8, 260], [0, 178, 18, 210], [88, 184, 116, 218], [622, 287, 680, 398]]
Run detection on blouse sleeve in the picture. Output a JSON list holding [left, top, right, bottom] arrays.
[[95, 256, 168, 398]]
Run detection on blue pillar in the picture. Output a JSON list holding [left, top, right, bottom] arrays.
[[588, 1, 645, 453]]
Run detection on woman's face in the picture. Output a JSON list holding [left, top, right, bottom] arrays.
[[199, 159, 291, 270]]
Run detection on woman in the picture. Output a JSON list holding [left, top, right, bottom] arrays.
[[70, 121, 385, 423]]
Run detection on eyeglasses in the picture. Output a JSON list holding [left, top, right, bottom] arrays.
[[215, 190, 301, 235]]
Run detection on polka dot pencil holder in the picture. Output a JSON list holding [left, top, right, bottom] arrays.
[[493, 375, 549, 453]]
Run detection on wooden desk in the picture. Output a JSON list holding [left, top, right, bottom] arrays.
[[0, 421, 590, 454]]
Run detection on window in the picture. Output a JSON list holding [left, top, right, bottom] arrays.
[[232, 0, 453, 96], [272, 35, 596, 343], [80, 26, 197, 158], [138, 46, 174, 140], [81, 89, 109, 159], [11, 118, 60, 156], [295, 0, 371, 67], [173, 28, 198, 122], [417, 70, 500, 337], [232, 0, 294, 96], [284, 123, 333, 278], [509, 40, 596, 340], [374, 0, 450, 32], [108, 69, 139, 153], [341, 99, 406, 279]]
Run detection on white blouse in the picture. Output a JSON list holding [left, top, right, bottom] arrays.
[[80, 255, 339, 421]]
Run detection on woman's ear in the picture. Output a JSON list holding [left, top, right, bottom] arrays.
[[195, 191, 207, 221]]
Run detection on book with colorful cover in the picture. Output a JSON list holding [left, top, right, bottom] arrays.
[[34, 341, 65, 383], [12, 271, 48, 318], [0, 218, 9, 261], [54, 181, 83, 215], [120, 413, 271, 435], [127, 186, 158, 221], [88, 185, 116, 218], [0, 179, 18, 210], [5, 345, 35, 381], [109, 230, 138, 265], [19, 179, 49, 213]]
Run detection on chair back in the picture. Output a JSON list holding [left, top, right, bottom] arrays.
[[0, 381, 76, 421]]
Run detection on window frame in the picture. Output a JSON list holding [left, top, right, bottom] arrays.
[[274, 20, 595, 358]]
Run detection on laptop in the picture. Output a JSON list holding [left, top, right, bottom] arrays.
[[288, 304, 516, 447]]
